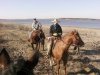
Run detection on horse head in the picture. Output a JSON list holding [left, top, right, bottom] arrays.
[[70, 30, 84, 47], [2, 50, 39, 75], [17, 50, 39, 75]]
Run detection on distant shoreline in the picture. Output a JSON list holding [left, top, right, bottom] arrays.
[[0, 18, 100, 29], [0, 22, 100, 30]]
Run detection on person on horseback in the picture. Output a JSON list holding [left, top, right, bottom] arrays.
[[29, 18, 42, 41], [47, 19, 62, 57], [28, 18, 45, 50], [50, 19, 62, 39], [32, 18, 42, 30]]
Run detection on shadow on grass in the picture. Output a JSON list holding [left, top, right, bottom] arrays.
[[82, 49, 100, 55], [68, 64, 100, 75], [69, 48, 100, 55]]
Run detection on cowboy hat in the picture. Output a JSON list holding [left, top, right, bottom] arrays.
[[51, 19, 60, 23]]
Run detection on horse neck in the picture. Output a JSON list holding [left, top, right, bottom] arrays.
[[27, 50, 39, 69], [62, 35, 73, 50]]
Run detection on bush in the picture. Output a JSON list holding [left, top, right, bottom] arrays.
[[18, 25, 31, 31]]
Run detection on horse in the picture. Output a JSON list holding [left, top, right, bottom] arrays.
[[28, 29, 45, 50], [0, 48, 39, 75], [47, 30, 84, 75]]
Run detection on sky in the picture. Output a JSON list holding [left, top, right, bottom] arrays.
[[0, 0, 100, 19]]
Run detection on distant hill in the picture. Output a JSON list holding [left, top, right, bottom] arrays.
[[59, 18, 100, 20]]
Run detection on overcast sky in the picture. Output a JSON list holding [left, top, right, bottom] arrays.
[[0, 0, 100, 19]]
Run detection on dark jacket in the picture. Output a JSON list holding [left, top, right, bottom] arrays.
[[50, 23, 62, 36]]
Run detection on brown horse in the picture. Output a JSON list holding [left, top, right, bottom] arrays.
[[28, 29, 45, 50], [48, 30, 84, 75], [0, 48, 39, 75]]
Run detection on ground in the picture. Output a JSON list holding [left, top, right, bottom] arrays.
[[0, 23, 100, 75]]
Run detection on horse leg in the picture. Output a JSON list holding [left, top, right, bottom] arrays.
[[42, 40, 45, 51], [63, 62, 67, 75], [49, 57, 54, 74], [41, 39, 44, 51], [74, 46, 80, 55], [36, 43, 40, 50], [77, 46, 80, 55], [49, 57, 55, 67], [51, 60, 55, 75], [76, 46, 80, 55], [47, 41, 53, 58], [31, 43, 34, 50], [35, 43, 38, 50], [50, 58, 52, 67], [64, 66, 66, 75], [38, 42, 40, 50], [62, 51, 69, 75], [56, 60, 60, 75]]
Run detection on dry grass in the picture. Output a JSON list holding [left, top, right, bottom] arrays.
[[0, 23, 100, 75], [0, 23, 33, 60]]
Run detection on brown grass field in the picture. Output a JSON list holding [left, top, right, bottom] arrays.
[[0, 23, 100, 75]]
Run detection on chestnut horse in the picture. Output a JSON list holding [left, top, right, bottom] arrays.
[[0, 48, 39, 75], [28, 29, 45, 50], [47, 30, 84, 75]]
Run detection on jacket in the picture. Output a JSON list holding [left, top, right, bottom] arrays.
[[50, 23, 62, 36], [32, 21, 42, 30]]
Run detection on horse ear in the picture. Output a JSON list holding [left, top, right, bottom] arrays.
[[71, 31, 74, 35], [0, 48, 11, 69], [27, 50, 39, 69], [73, 29, 78, 33], [73, 29, 78, 35]]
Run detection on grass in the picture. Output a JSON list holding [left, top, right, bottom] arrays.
[[0, 23, 100, 75], [0, 23, 33, 60]]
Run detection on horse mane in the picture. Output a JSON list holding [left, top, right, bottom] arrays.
[[63, 32, 74, 39], [63, 30, 79, 37]]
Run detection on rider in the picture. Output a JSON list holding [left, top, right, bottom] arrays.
[[32, 18, 42, 30], [50, 19, 62, 39], [29, 18, 42, 39], [47, 19, 62, 57]]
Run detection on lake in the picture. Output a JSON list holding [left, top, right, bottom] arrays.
[[0, 19, 100, 29]]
